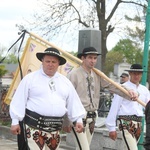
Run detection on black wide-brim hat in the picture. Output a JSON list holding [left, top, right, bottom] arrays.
[[125, 64, 143, 72], [36, 47, 66, 65], [77, 47, 101, 58]]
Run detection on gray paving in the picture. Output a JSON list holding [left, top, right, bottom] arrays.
[[0, 137, 17, 150], [0, 137, 71, 150], [0, 118, 106, 150], [0, 125, 74, 150]]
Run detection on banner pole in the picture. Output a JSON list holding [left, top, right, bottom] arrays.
[[26, 31, 146, 107]]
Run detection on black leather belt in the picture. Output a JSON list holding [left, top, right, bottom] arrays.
[[86, 111, 96, 118], [24, 109, 63, 132], [82, 111, 96, 127]]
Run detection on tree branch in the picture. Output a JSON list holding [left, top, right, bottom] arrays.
[[106, 0, 122, 24], [121, 0, 147, 8]]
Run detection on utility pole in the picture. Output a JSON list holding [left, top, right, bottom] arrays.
[[138, 1, 150, 150]]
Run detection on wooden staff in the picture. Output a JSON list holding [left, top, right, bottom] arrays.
[[27, 31, 146, 107], [93, 68, 146, 107]]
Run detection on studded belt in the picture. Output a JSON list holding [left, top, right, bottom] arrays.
[[24, 109, 63, 132], [118, 115, 142, 122]]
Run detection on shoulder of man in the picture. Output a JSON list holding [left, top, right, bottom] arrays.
[[68, 66, 81, 75], [23, 70, 38, 79]]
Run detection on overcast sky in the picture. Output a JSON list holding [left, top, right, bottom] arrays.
[[0, 0, 120, 52], [0, 0, 140, 52], [0, 0, 38, 47]]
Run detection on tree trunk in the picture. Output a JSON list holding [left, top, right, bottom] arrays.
[[97, 0, 108, 72], [101, 36, 107, 72]]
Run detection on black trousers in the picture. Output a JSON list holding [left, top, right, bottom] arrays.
[[144, 101, 150, 150], [17, 121, 30, 150]]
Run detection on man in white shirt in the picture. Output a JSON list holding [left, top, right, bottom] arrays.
[[105, 64, 150, 150], [9, 47, 86, 150]]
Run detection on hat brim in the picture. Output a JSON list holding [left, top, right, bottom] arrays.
[[125, 69, 143, 72], [77, 53, 101, 58], [36, 53, 66, 65], [120, 75, 125, 77]]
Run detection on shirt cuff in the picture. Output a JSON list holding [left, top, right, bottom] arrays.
[[76, 118, 83, 123], [11, 119, 19, 125], [108, 126, 116, 132]]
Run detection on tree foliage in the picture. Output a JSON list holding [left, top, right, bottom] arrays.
[[0, 65, 8, 78], [0, 45, 18, 64], [105, 50, 124, 75], [124, 4, 150, 87], [112, 39, 143, 64], [29, 0, 147, 71], [124, 4, 147, 46], [3, 54, 18, 64], [105, 39, 143, 75]]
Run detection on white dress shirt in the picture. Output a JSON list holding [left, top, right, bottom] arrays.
[[10, 67, 85, 125], [105, 80, 150, 132]]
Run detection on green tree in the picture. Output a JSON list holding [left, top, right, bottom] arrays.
[[3, 54, 18, 64], [105, 50, 123, 75], [105, 39, 143, 75], [124, 5, 150, 89], [0, 44, 18, 64], [112, 39, 143, 64], [29, 0, 147, 71], [124, 5, 146, 45], [0, 65, 8, 78]]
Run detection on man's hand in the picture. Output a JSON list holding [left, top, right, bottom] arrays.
[[128, 89, 139, 101], [62, 116, 73, 133], [109, 131, 117, 140], [62, 126, 72, 133], [75, 122, 84, 133], [10, 124, 21, 135]]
